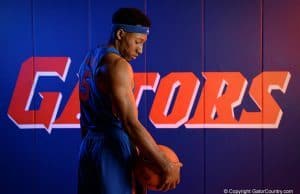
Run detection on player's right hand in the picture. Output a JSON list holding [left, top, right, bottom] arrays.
[[157, 161, 182, 192]]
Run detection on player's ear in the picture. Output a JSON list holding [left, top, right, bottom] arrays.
[[116, 29, 126, 40]]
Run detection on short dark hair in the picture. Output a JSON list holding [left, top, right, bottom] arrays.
[[112, 8, 151, 27]]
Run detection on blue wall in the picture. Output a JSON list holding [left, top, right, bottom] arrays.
[[0, 0, 299, 193]]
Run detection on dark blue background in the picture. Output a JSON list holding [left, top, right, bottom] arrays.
[[0, 0, 299, 193]]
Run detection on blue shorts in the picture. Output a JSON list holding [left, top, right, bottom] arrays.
[[77, 129, 135, 194]]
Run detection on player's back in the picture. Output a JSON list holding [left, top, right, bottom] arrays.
[[78, 47, 123, 134]]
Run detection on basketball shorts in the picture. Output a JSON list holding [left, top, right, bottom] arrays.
[[77, 129, 135, 194]]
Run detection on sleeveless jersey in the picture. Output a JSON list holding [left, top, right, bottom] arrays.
[[78, 47, 122, 131]]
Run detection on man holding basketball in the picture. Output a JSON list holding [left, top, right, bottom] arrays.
[[78, 8, 181, 194]]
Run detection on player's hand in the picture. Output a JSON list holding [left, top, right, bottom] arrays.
[[157, 161, 182, 192]]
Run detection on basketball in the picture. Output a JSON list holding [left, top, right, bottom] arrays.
[[134, 144, 181, 191]]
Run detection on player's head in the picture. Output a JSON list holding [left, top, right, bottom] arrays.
[[110, 8, 151, 61]]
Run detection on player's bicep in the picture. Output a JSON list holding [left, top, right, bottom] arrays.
[[107, 62, 138, 125]]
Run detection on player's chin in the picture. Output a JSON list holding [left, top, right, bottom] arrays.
[[127, 57, 136, 62], [124, 56, 135, 62], [130, 55, 137, 61]]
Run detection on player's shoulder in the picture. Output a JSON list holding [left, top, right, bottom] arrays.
[[104, 53, 133, 74]]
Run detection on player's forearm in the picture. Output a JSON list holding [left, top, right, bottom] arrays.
[[123, 119, 170, 172]]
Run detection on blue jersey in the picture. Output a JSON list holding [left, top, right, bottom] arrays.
[[78, 46, 122, 132], [77, 47, 136, 194]]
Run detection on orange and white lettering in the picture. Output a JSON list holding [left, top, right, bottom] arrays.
[[186, 72, 247, 128], [133, 73, 160, 106], [239, 71, 291, 128], [149, 72, 200, 128], [7, 57, 70, 133], [54, 83, 80, 128], [7, 56, 291, 132]]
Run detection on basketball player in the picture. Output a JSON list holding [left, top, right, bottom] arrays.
[[77, 8, 181, 194]]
